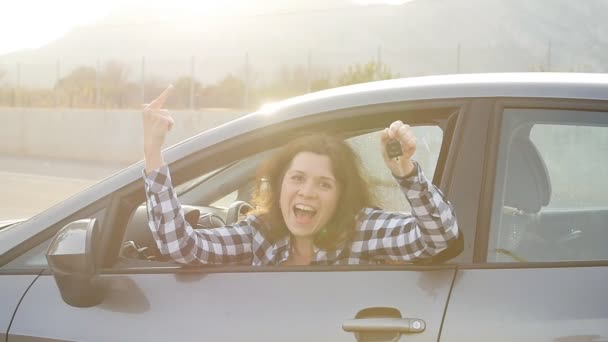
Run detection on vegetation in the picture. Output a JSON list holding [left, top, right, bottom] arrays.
[[0, 60, 397, 109], [337, 61, 398, 86]]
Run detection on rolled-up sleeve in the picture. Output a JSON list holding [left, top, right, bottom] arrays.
[[354, 161, 459, 261], [143, 165, 254, 265]]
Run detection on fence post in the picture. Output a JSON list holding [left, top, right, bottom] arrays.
[[307, 48, 312, 92], [456, 42, 461, 73], [55, 60, 61, 107], [15, 62, 21, 107], [95, 59, 101, 107], [141, 56, 145, 104], [190, 55, 195, 110], [243, 52, 250, 109], [376, 45, 382, 80], [546, 40, 552, 71]]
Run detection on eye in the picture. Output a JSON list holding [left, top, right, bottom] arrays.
[[291, 174, 304, 182], [319, 181, 334, 190]]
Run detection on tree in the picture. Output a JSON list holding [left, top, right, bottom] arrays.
[[101, 61, 131, 108], [171, 76, 202, 109], [56, 66, 97, 107], [336, 61, 398, 86], [252, 65, 333, 108], [199, 74, 246, 109]]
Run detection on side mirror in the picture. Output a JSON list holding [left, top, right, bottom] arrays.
[[46, 218, 104, 307]]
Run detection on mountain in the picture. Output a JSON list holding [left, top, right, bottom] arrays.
[[1, 0, 607, 88]]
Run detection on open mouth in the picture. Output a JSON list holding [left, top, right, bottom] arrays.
[[293, 204, 317, 224]]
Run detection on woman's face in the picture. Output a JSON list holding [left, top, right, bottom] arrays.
[[279, 152, 340, 239]]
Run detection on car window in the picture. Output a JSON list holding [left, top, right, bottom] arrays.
[[347, 125, 442, 212], [488, 108, 608, 262], [531, 124, 608, 209]]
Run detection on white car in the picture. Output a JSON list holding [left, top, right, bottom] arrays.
[[2, 73, 608, 341]]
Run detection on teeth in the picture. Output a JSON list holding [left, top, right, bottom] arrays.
[[295, 204, 316, 212]]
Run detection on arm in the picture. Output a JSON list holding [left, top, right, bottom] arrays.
[[141, 86, 254, 265], [351, 120, 459, 262], [144, 165, 255, 265], [355, 161, 459, 261]]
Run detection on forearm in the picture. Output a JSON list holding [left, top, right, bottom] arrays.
[[144, 167, 200, 264], [144, 146, 165, 174], [395, 162, 459, 253], [143, 166, 254, 265]]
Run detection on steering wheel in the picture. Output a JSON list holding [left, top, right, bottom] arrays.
[[226, 201, 254, 225]]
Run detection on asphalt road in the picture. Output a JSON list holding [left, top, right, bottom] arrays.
[[0, 156, 128, 221]]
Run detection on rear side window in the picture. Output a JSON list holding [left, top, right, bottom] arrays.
[[488, 108, 608, 263]]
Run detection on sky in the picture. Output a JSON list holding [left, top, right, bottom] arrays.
[[0, 0, 414, 56]]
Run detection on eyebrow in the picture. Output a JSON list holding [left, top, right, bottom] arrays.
[[288, 170, 336, 183]]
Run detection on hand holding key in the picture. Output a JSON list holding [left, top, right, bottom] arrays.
[[380, 120, 417, 177]]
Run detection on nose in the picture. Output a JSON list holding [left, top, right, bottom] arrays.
[[297, 180, 317, 198]]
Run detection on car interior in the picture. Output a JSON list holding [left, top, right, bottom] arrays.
[[494, 119, 608, 263]]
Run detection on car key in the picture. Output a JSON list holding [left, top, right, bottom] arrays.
[[386, 138, 403, 159]]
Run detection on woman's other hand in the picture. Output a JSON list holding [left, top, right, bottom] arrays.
[[380, 120, 417, 177]]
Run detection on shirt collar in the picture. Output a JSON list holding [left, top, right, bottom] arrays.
[[272, 235, 348, 265]]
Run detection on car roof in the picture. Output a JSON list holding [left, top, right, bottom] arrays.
[[174, 72, 608, 158], [251, 72, 608, 118]]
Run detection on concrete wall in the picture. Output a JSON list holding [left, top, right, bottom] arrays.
[[0, 108, 247, 164]]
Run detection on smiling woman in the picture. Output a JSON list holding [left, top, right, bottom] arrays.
[[140, 87, 459, 266]]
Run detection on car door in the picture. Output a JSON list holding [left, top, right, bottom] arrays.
[[442, 99, 608, 341], [7, 101, 472, 342], [0, 272, 39, 341]]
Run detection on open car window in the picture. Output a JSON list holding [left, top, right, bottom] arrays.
[[120, 123, 445, 265]]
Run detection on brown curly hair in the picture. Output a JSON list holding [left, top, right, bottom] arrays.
[[251, 133, 376, 250]]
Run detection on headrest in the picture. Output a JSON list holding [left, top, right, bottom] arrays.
[[503, 136, 551, 213]]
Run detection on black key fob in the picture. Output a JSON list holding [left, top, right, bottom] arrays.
[[386, 139, 403, 159]]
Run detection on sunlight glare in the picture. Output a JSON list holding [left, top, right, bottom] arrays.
[[354, 0, 416, 5], [0, 0, 231, 55]]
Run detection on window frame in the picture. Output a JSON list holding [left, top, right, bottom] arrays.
[[1, 99, 463, 273], [104, 100, 461, 271]]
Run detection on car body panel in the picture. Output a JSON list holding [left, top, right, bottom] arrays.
[[442, 267, 608, 341], [0, 275, 37, 340], [10, 269, 455, 341]]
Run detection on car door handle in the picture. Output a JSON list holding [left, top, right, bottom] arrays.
[[342, 317, 426, 333]]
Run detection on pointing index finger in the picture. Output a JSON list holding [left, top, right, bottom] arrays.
[[147, 84, 174, 110]]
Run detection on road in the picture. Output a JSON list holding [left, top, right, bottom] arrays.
[[0, 156, 128, 221]]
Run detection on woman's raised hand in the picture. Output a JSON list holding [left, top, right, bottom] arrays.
[[142, 85, 174, 172]]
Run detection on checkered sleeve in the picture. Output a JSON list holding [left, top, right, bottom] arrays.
[[353, 161, 459, 262], [143, 165, 254, 265]]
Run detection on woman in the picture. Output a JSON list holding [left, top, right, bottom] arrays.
[[142, 86, 459, 265]]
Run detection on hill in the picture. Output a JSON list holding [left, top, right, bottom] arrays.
[[1, 0, 607, 87]]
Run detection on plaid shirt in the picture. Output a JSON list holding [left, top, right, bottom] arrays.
[[144, 161, 459, 265]]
